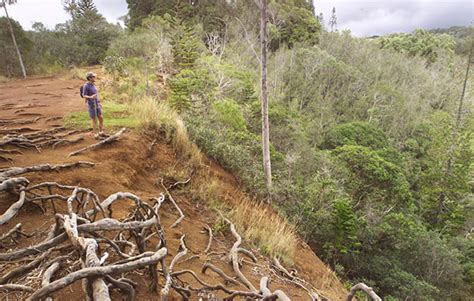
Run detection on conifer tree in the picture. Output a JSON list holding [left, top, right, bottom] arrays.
[[329, 6, 337, 32]]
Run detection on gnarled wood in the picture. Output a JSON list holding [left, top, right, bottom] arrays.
[[27, 248, 167, 301], [347, 283, 381, 301], [68, 128, 126, 157]]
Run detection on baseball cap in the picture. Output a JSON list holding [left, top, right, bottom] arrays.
[[86, 72, 97, 80]]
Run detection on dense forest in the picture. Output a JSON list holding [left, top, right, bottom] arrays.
[[1, 0, 473, 300]]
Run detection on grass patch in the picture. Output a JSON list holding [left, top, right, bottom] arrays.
[[131, 97, 202, 166], [64, 101, 138, 129], [226, 196, 297, 265]]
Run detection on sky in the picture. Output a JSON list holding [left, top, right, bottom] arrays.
[[314, 0, 473, 36], [0, 0, 128, 29], [0, 0, 472, 37]]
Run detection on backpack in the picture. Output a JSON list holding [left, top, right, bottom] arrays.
[[79, 85, 84, 98]]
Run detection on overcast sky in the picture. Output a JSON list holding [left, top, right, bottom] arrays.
[[314, 0, 473, 36], [0, 0, 472, 37]]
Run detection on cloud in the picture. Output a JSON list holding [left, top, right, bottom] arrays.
[[0, 0, 128, 30], [314, 0, 473, 36]]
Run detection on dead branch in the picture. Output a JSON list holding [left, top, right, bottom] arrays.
[[86, 191, 143, 219], [223, 216, 257, 292], [0, 232, 68, 261], [347, 283, 382, 301], [172, 269, 261, 299], [204, 224, 213, 254], [0, 284, 34, 293], [68, 127, 126, 157], [168, 178, 191, 190], [0, 223, 32, 246], [0, 149, 23, 155], [0, 250, 52, 284], [27, 247, 167, 301], [202, 262, 240, 286], [260, 276, 291, 301], [237, 247, 257, 262], [52, 136, 84, 149], [161, 235, 187, 298], [0, 177, 29, 192], [160, 178, 185, 228], [0, 161, 94, 178], [272, 257, 321, 301], [105, 275, 135, 301], [0, 189, 26, 225], [41, 261, 63, 301]]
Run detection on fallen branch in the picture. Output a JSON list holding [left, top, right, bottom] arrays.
[[52, 136, 84, 149], [0, 189, 26, 225], [347, 283, 382, 301], [0, 249, 52, 284], [68, 128, 126, 157], [260, 276, 291, 301], [0, 284, 34, 293], [272, 257, 321, 301], [160, 178, 185, 228], [161, 235, 187, 297], [223, 216, 257, 292], [202, 262, 240, 286], [204, 224, 213, 254], [41, 260, 63, 301], [0, 223, 32, 245], [0, 161, 94, 178], [172, 269, 261, 299]]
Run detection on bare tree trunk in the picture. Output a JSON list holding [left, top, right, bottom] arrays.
[[437, 40, 473, 220], [2, 4, 27, 78], [456, 40, 473, 127], [260, 0, 272, 193]]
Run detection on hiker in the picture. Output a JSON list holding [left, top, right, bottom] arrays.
[[82, 72, 103, 137]]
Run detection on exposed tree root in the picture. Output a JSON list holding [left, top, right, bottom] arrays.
[[0, 223, 32, 247], [0, 161, 94, 178], [202, 262, 240, 286], [161, 235, 187, 299], [0, 159, 314, 300], [222, 215, 258, 292], [203, 224, 213, 254], [68, 127, 126, 157], [272, 256, 322, 301], [160, 178, 185, 228], [347, 283, 382, 301], [27, 248, 167, 301]]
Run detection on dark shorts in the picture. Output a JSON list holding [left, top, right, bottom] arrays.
[[88, 103, 102, 118]]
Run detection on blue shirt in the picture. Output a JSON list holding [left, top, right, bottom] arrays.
[[83, 82, 99, 107]]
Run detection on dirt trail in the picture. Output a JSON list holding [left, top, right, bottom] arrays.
[[0, 75, 348, 300]]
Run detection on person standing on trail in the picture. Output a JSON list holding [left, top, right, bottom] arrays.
[[82, 72, 103, 137]]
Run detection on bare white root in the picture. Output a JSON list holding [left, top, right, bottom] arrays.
[[68, 128, 126, 157], [347, 283, 382, 301]]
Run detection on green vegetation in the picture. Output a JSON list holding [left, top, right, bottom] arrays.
[[5, 0, 473, 299], [1, 0, 120, 77], [100, 4, 472, 298], [64, 102, 138, 129]]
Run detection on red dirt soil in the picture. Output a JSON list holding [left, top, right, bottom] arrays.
[[0, 75, 348, 300]]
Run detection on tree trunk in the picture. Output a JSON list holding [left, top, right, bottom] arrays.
[[456, 40, 473, 127], [260, 0, 272, 193], [3, 4, 27, 78]]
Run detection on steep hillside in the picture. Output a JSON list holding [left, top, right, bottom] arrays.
[[0, 75, 348, 300]]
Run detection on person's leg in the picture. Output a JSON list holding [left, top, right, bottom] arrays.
[[98, 115, 103, 133], [90, 117, 98, 135]]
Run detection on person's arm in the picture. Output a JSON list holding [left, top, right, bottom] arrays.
[[83, 94, 97, 99], [82, 84, 97, 100]]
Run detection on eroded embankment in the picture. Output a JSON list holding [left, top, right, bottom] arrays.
[[0, 76, 347, 300]]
